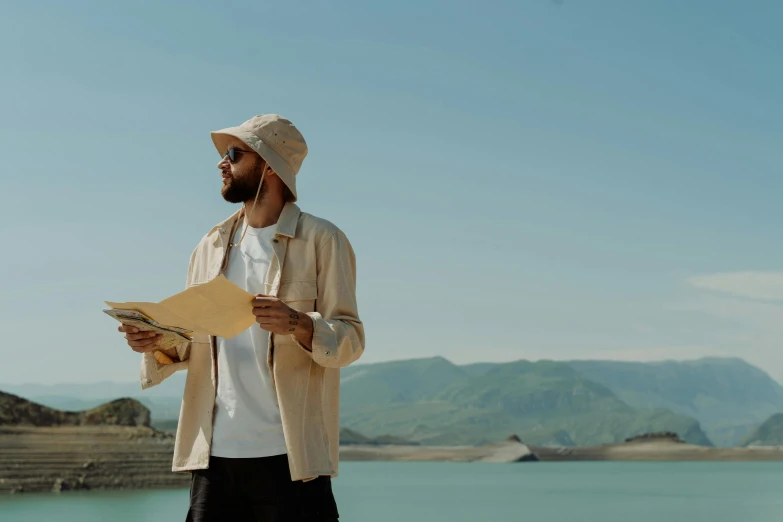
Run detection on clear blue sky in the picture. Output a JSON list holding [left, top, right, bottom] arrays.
[[1, 0, 782, 384]]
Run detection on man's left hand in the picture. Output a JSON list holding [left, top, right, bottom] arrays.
[[252, 294, 314, 350]]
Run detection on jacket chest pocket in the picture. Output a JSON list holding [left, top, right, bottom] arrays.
[[277, 280, 318, 313]]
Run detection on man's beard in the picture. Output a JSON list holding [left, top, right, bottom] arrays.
[[222, 165, 267, 204]]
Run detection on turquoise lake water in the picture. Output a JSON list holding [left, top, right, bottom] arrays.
[[2, 461, 783, 522]]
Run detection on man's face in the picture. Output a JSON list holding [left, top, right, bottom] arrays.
[[217, 138, 267, 204]]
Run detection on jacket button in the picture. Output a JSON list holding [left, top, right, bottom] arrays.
[[325, 351, 331, 356]]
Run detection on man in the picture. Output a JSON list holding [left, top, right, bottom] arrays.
[[117, 114, 364, 521]]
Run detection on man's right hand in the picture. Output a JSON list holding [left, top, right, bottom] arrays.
[[118, 324, 163, 353]]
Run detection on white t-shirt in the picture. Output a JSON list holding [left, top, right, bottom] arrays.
[[210, 223, 287, 458]]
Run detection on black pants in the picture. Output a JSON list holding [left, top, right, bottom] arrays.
[[186, 455, 339, 522]]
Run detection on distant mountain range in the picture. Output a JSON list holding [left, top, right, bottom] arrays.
[[340, 358, 711, 446], [568, 358, 783, 446], [338, 356, 783, 447], [742, 414, 783, 447], [4, 356, 783, 447]]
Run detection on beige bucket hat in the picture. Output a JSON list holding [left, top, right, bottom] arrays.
[[211, 114, 308, 201]]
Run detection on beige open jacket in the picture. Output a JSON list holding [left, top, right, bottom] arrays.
[[139, 202, 365, 481]]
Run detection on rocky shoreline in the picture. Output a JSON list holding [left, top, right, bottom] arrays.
[[340, 436, 538, 463], [0, 427, 539, 494], [0, 425, 189, 494], [531, 437, 783, 462], [6, 423, 783, 495], [0, 392, 190, 494], [341, 433, 783, 463], [340, 441, 783, 463], [6, 392, 783, 495]]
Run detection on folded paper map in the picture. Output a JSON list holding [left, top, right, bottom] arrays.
[[102, 308, 192, 352], [104, 274, 257, 340]]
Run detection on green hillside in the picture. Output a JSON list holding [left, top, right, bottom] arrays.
[[340, 358, 712, 447], [741, 414, 783, 447], [340, 356, 468, 410], [569, 358, 783, 446]]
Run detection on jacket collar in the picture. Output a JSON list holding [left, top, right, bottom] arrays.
[[212, 202, 301, 242], [275, 202, 301, 238]]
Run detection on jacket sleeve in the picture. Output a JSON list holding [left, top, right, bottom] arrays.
[[301, 229, 365, 368], [139, 247, 197, 390]]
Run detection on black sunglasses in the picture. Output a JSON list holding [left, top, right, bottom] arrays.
[[222, 147, 252, 163]]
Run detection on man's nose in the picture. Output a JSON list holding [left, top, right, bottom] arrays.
[[217, 155, 229, 169]]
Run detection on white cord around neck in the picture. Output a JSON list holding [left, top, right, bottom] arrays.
[[230, 168, 266, 247]]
